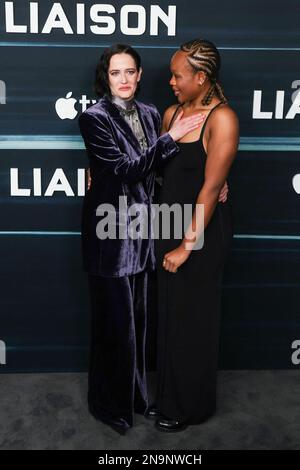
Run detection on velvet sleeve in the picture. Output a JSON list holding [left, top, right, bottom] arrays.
[[78, 111, 179, 184]]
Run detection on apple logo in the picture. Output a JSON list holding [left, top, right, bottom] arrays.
[[55, 92, 78, 120], [292, 174, 300, 194]]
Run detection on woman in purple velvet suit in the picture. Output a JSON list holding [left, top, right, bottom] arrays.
[[78, 44, 207, 435]]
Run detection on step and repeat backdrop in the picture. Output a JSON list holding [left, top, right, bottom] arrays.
[[0, 0, 300, 371]]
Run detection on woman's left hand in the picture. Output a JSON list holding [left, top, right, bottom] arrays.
[[87, 168, 91, 190], [163, 246, 191, 273], [218, 180, 228, 203]]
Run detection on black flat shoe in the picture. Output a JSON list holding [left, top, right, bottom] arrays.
[[103, 417, 130, 436], [145, 405, 163, 420], [89, 407, 129, 436], [109, 420, 129, 436], [155, 417, 188, 433]]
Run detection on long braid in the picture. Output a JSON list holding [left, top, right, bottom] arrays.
[[180, 39, 228, 106]]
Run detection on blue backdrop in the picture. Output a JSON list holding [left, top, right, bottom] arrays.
[[1, 0, 300, 372]]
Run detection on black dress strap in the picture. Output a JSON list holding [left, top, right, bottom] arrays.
[[199, 101, 224, 142], [167, 104, 183, 131], [167, 101, 224, 138]]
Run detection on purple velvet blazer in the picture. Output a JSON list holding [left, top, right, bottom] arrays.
[[78, 95, 179, 277]]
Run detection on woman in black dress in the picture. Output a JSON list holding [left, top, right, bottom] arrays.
[[152, 39, 239, 432]]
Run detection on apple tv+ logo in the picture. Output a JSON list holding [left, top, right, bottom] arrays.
[[55, 92, 97, 119]]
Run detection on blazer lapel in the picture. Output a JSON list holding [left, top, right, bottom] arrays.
[[134, 100, 158, 198], [135, 100, 157, 147]]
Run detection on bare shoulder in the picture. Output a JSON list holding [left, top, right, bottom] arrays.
[[209, 103, 239, 130]]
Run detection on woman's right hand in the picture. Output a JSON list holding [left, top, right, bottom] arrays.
[[168, 110, 206, 142]]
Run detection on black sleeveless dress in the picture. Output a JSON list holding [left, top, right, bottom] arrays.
[[155, 102, 233, 424]]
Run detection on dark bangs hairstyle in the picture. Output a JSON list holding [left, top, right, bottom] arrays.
[[94, 44, 142, 97]]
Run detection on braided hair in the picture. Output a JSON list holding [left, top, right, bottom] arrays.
[[180, 38, 227, 106]]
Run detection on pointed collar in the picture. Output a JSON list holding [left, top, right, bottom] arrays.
[[98, 95, 157, 148], [110, 94, 135, 112]]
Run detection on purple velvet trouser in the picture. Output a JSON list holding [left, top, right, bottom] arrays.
[[87, 270, 148, 429]]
